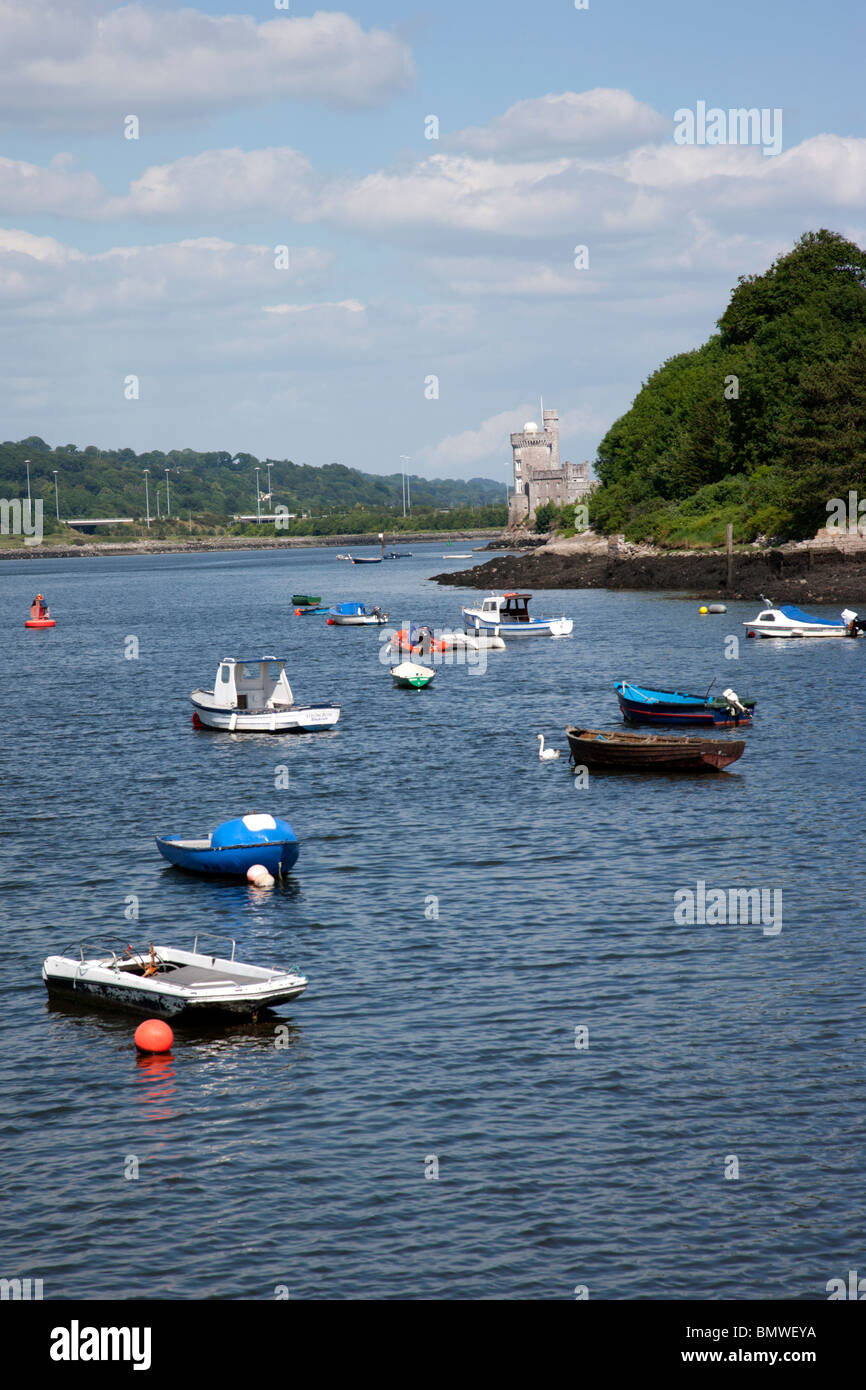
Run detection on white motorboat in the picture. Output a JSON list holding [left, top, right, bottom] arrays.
[[462, 592, 573, 639], [391, 660, 435, 689], [42, 936, 308, 1018], [191, 657, 340, 731], [744, 600, 863, 639], [327, 602, 389, 626]]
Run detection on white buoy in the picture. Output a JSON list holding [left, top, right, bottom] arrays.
[[247, 863, 274, 886]]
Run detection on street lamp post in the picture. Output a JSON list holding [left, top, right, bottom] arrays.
[[165, 468, 170, 518], [266, 463, 272, 513], [156, 485, 161, 520], [399, 455, 410, 518], [143, 469, 151, 528], [24, 458, 31, 508], [255, 468, 261, 523], [53, 470, 60, 521]]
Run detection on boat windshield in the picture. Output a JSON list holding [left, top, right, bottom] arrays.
[[502, 595, 531, 620]]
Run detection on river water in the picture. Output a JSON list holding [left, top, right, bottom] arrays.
[[1, 543, 863, 1299]]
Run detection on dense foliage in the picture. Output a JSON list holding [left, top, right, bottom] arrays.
[[590, 230, 866, 546], [0, 439, 504, 537]]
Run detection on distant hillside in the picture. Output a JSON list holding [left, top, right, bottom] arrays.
[[0, 439, 504, 524], [589, 229, 866, 546]]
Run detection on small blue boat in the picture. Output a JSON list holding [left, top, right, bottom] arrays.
[[615, 681, 755, 727], [327, 602, 388, 625], [155, 814, 299, 877]]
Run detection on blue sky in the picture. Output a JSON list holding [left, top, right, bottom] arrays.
[[1, 0, 865, 481]]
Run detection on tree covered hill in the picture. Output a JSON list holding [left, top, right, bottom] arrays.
[[589, 229, 866, 546], [0, 439, 504, 524]]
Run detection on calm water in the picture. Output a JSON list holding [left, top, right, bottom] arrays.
[[1, 544, 864, 1300]]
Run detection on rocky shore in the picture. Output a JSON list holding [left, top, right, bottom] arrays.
[[434, 532, 866, 603]]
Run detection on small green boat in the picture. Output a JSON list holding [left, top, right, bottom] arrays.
[[292, 594, 321, 607], [391, 660, 436, 689]]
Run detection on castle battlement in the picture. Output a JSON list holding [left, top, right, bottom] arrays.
[[507, 405, 591, 526]]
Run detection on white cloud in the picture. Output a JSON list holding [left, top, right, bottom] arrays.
[[0, 2, 413, 127], [451, 90, 669, 159]]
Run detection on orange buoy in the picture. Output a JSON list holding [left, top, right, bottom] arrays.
[[134, 1018, 174, 1053], [294, 607, 301, 615]]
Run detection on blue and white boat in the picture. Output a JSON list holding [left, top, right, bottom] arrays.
[[191, 656, 340, 731], [155, 814, 300, 877], [744, 601, 863, 639], [462, 592, 573, 639], [615, 681, 755, 727], [327, 602, 388, 626]]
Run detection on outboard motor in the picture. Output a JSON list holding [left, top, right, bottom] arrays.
[[722, 687, 748, 715]]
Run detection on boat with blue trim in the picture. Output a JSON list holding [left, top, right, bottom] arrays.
[[615, 681, 755, 727], [327, 602, 388, 626], [744, 600, 864, 638], [462, 592, 573, 639], [191, 656, 340, 731], [155, 814, 299, 877]]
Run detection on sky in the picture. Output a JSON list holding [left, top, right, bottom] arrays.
[[1, 0, 865, 482]]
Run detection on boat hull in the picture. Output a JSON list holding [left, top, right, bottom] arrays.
[[155, 835, 299, 876], [25, 618, 55, 628], [462, 610, 573, 639], [615, 684, 754, 727], [566, 726, 745, 772], [42, 949, 307, 1018], [190, 697, 340, 732]]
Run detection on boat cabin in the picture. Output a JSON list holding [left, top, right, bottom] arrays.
[[480, 593, 533, 622], [213, 658, 294, 711]]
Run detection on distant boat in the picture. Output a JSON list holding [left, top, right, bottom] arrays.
[[391, 660, 435, 689], [155, 814, 300, 877], [43, 935, 307, 1018], [744, 600, 863, 638], [190, 656, 340, 731], [294, 605, 329, 615], [387, 551, 413, 558], [291, 594, 321, 606], [615, 681, 755, 727], [443, 553, 472, 558], [566, 726, 745, 773], [350, 555, 383, 564], [336, 554, 352, 560], [327, 602, 388, 626], [462, 592, 573, 639]]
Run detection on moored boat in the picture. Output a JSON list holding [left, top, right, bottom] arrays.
[[350, 555, 382, 564], [462, 592, 573, 639], [291, 594, 321, 606], [391, 660, 436, 689], [565, 726, 745, 772], [615, 681, 755, 727], [327, 602, 388, 626], [155, 813, 299, 876], [294, 604, 329, 615], [191, 656, 340, 731], [42, 935, 307, 1018], [744, 600, 863, 638]]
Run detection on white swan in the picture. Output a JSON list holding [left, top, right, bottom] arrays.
[[537, 734, 560, 761]]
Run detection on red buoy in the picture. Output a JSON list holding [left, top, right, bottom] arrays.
[[134, 1018, 174, 1053], [191, 711, 204, 728], [326, 617, 335, 625]]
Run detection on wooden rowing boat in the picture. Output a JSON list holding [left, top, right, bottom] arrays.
[[565, 726, 745, 772]]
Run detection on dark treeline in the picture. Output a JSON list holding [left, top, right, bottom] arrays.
[[588, 229, 866, 546]]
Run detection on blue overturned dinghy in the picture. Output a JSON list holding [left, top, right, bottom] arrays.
[[155, 813, 299, 877]]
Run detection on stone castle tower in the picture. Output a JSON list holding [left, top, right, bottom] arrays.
[[507, 407, 591, 526]]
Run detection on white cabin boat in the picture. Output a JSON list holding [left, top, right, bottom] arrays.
[[43, 936, 307, 1018], [462, 592, 573, 639], [743, 603, 862, 639], [191, 657, 340, 732]]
